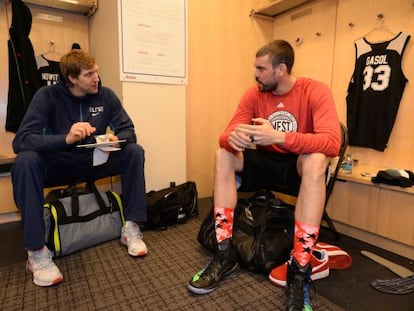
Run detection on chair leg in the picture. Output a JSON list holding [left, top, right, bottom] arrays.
[[322, 210, 341, 241]]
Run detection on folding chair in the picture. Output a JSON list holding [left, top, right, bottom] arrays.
[[322, 122, 348, 240]]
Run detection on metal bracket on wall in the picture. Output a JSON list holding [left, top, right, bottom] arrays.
[[250, 0, 313, 19]]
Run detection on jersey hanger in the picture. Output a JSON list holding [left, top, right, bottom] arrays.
[[363, 24, 397, 43], [41, 40, 62, 62], [355, 13, 398, 43]]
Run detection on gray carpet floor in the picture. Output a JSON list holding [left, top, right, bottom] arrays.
[[0, 216, 340, 311]]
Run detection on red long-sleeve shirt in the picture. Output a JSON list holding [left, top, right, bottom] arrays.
[[219, 78, 341, 157]]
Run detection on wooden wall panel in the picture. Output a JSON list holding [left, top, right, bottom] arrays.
[[271, 0, 338, 86], [0, 175, 15, 213], [332, 0, 414, 170], [377, 189, 414, 246], [327, 177, 414, 248], [186, 0, 273, 197], [327, 181, 380, 232]]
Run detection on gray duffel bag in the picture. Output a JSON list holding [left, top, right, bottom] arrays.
[[43, 182, 124, 257]]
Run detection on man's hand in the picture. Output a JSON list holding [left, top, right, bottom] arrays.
[[65, 122, 96, 145], [107, 133, 120, 147], [228, 126, 252, 152], [236, 118, 285, 146]]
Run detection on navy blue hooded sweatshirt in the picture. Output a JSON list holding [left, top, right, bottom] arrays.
[[12, 82, 136, 154]]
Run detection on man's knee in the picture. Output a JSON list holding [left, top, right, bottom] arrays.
[[214, 148, 243, 172], [13, 151, 43, 172], [297, 153, 328, 178], [123, 143, 145, 160]]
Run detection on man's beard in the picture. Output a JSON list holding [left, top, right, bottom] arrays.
[[256, 78, 277, 93]]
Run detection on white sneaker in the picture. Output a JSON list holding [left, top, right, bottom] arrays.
[[27, 246, 63, 287], [120, 221, 148, 257]]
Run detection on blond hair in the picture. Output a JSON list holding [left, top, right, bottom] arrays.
[[59, 50, 96, 87]]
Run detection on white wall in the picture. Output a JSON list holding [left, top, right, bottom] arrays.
[[122, 83, 186, 190], [89, 1, 187, 191]]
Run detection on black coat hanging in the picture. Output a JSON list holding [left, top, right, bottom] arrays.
[[6, 0, 41, 133]]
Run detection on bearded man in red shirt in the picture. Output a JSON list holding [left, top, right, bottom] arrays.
[[188, 40, 341, 311]]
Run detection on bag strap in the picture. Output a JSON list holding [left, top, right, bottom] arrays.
[[69, 182, 107, 216], [70, 185, 80, 216], [87, 181, 107, 210], [250, 189, 275, 201], [106, 191, 124, 223]]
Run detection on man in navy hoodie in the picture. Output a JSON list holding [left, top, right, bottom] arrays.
[[11, 50, 148, 287]]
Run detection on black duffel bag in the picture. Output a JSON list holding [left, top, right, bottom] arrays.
[[197, 190, 294, 274], [144, 181, 198, 230]]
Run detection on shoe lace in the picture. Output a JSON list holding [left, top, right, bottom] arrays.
[[31, 249, 54, 269], [287, 275, 305, 309], [125, 224, 143, 241], [195, 253, 228, 282]]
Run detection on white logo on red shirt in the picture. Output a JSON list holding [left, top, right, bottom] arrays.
[[268, 111, 298, 132]]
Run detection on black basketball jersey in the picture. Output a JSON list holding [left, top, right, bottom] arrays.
[[36, 55, 61, 86], [346, 32, 410, 151]]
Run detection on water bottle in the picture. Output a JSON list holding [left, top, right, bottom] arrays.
[[343, 153, 353, 174]]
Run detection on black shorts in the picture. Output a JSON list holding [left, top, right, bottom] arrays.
[[236, 149, 300, 196]]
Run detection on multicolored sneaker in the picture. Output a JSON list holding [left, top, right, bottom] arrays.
[[314, 242, 352, 270], [188, 239, 240, 295], [269, 249, 329, 287], [286, 257, 313, 311], [27, 246, 63, 287], [121, 221, 148, 257]]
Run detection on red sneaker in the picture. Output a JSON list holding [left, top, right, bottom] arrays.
[[269, 249, 329, 287], [314, 242, 352, 270]]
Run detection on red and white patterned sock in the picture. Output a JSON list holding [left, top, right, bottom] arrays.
[[292, 220, 320, 267], [214, 206, 234, 243]]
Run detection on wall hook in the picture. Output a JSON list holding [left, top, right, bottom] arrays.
[[315, 32, 322, 37], [295, 37, 303, 45], [49, 40, 56, 51], [377, 13, 384, 19], [348, 22, 355, 28], [249, 9, 256, 19]]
